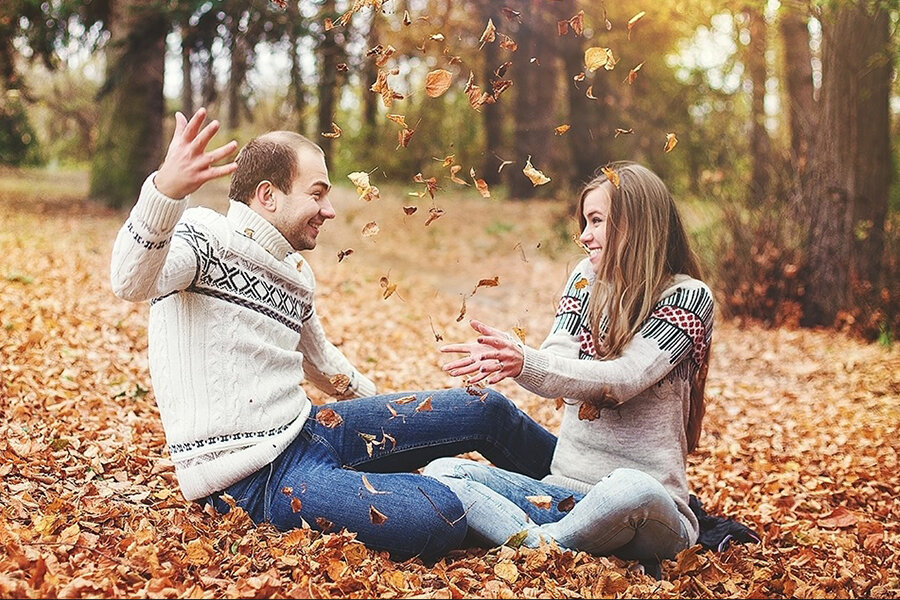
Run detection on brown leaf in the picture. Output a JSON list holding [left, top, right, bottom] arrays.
[[472, 277, 499, 295], [494, 560, 519, 583], [456, 295, 467, 322], [403, 205, 418, 215], [337, 248, 354, 262], [479, 18, 496, 48], [499, 34, 517, 52], [625, 62, 644, 85], [601, 166, 620, 189], [397, 127, 416, 148], [554, 124, 571, 136], [380, 275, 397, 299], [818, 506, 858, 529], [291, 497, 303, 513], [321, 122, 342, 139], [386, 113, 408, 128], [578, 400, 601, 421], [369, 505, 388, 525], [281, 486, 293, 496], [425, 69, 453, 98], [361, 221, 380, 237], [615, 127, 634, 137], [316, 516, 334, 532], [494, 61, 512, 78], [393, 395, 418, 405], [449, 165, 468, 185], [424, 207, 445, 226], [329, 373, 350, 395], [558, 495, 576, 513], [501, 7, 521, 22], [316, 408, 344, 428], [554, 397, 565, 410]]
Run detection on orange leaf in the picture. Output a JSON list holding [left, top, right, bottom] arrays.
[[315, 408, 343, 428], [479, 19, 496, 48], [424, 69, 453, 98], [290, 497, 302, 513], [321, 122, 342, 139], [554, 124, 571, 136], [369, 505, 388, 525], [415, 395, 433, 412], [523, 155, 550, 186], [664, 132, 678, 153], [818, 507, 858, 529]]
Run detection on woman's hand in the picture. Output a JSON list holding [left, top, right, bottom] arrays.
[[441, 320, 525, 385], [153, 107, 239, 200]]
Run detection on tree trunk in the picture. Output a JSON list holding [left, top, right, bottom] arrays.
[[180, 22, 194, 115], [226, 11, 250, 131], [779, 3, 815, 174], [286, 0, 307, 136], [508, 5, 559, 199], [478, 0, 503, 185], [744, 5, 771, 201], [316, 0, 343, 166], [802, 2, 892, 326], [361, 9, 379, 157], [89, 0, 168, 209]]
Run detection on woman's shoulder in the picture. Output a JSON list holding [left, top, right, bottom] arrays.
[[657, 275, 714, 316]]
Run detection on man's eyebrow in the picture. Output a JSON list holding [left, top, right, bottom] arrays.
[[309, 180, 331, 192]]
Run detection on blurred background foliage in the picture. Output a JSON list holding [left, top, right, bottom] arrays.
[[0, 0, 898, 340]]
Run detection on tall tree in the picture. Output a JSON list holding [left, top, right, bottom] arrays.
[[779, 0, 815, 174], [743, 4, 772, 201], [316, 0, 346, 165], [89, 0, 169, 208], [802, 1, 893, 326]]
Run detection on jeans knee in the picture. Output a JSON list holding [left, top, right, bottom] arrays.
[[422, 456, 467, 479]]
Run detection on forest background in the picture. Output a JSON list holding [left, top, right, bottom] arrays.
[[1, 0, 899, 598]]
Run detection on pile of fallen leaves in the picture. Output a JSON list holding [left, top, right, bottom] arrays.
[[1, 169, 899, 598]]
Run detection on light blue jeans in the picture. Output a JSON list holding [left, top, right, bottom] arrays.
[[422, 458, 690, 562]]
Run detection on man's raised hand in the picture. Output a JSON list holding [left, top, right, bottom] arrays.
[[153, 108, 239, 200]]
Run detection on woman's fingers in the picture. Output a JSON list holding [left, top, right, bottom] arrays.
[[470, 319, 504, 337]]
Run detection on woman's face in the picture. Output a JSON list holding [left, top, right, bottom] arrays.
[[579, 184, 613, 272]]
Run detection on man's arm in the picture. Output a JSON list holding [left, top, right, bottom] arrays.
[[109, 108, 237, 302], [299, 310, 377, 399]]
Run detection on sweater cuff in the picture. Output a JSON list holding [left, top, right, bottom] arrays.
[[514, 345, 550, 391], [353, 372, 377, 398], [131, 172, 189, 237]]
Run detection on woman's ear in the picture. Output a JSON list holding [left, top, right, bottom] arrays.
[[254, 180, 276, 212]]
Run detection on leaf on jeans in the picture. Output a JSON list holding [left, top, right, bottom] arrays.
[[362, 474, 390, 495], [504, 530, 528, 548], [281, 486, 293, 496], [558, 495, 576, 513], [315, 408, 343, 428], [316, 516, 334, 533], [291, 497, 303, 513], [525, 495, 553, 510], [369, 505, 388, 525], [392, 394, 418, 405], [415, 395, 433, 412]]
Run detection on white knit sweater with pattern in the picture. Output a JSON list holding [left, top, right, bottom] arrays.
[[514, 258, 713, 544], [110, 174, 376, 500]]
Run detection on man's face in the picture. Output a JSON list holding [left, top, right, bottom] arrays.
[[271, 148, 334, 251]]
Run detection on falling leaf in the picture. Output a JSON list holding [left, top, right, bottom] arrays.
[[449, 165, 468, 185], [413, 173, 439, 199], [470, 168, 491, 197], [501, 7, 521, 21], [380, 275, 397, 299], [402, 9, 411, 25], [601, 165, 620, 189], [570, 10, 585, 35], [415, 395, 433, 412], [499, 34, 517, 52], [429, 316, 443, 341], [491, 79, 514, 100], [348, 171, 380, 202], [397, 128, 416, 148], [498, 160, 514, 173], [586, 85, 597, 100], [558, 495, 576, 513], [526, 495, 553, 510], [494, 61, 512, 78], [512, 326, 527, 343], [472, 277, 500, 295], [430, 33, 445, 42], [664, 132, 678, 153], [555, 397, 565, 410], [291, 497, 303, 513], [479, 19, 496, 48], [573, 72, 586, 85], [329, 373, 351, 395], [557, 20, 569, 36], [323, 17, 334, 31], [370, 70, 403, 108], [456, 295, 467, 322], [494, 561, 519, 583], [424, 207, 445, 226], [369, 505, 388, 525], [361, 221, 380, 237], [439, 154, 455, 167], [337, 248, 354, 262], [424, 69, 453, 98], [402, 205, 418, 215], [627, 11, 646, 39], [321, 122, 342, 139], [585, 47, 612, 72], [315, 408, 343, 428], [362, 475, 390, 495], [336, 63, 349, 72], [625, 62, 644, 85], [574, 277, 589, 290], [316, 517, 334, 532], [523, 156, 551, 186], [554, 124, 571, 136], [386, 113, 408, 127], [615, 127, 634, 137]]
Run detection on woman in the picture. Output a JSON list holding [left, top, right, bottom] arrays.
[[424, 162, 713, 570]]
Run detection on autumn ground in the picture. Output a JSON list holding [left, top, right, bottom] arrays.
[[1, 167, 899, 599]]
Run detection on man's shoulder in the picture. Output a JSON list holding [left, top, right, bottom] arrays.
[[175, 207, 230, 244]]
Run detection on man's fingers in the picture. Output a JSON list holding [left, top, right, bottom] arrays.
[[193, 119, 222, 152], [208, 162, 238, 180], [207, 140, 239, 164], [183, 107, 208, 140], [173, 111, 187, 137]]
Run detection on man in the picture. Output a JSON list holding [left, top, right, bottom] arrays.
[[110, 108, 555, 561]]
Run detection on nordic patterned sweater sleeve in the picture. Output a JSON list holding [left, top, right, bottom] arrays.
[[515, 280, 713, 404], [295, 262, 377, 399], [110, 173, 197, 302]]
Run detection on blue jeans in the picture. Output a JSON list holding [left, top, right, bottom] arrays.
[[202, 389, 556, 561], [422, 458, 690, 562]]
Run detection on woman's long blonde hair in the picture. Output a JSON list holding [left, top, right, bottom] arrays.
[[579, 162, 708, 451]]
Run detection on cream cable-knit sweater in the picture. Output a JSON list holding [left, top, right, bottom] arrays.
[[110, 174, 376, 500], [514, 258, 713, 544]]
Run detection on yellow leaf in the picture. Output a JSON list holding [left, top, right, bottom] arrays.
[[523, 155, 550, 186], [601, 165, 620, 189], [664, 132, 678, 153], [512, 326, 527, 343], [386, 114, 408, 128], [627, 11, 646, 38], [574, 277, 589, 290], [494, 560, 519, 583], [554, 124, 571, 135], [425, 69, 453, 98], [185, 539, 212, 565], [585, 47, 611, 72]]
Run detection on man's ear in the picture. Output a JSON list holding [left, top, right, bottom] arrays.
[[254, 180, 276, 212]]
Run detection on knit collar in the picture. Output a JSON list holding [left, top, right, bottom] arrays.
[[226, 200, 295, 261]]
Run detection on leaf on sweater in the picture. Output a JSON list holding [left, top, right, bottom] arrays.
[[315, 408, 343, 428], [557, 495, 576, 513], [525, 495, 552, 510], [329, 374, 351, 395], [369, 505, 388, 525], [577, 400, 601, 421], [574, 277, 589, 290], [512, 326, 527, 343]]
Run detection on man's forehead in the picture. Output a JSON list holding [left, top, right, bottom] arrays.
[[296, 148, 330, 187]]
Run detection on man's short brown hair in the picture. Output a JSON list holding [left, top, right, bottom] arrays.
[[228, 132, 324, 204]]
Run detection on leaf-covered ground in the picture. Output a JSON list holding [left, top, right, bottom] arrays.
[[1, 168, 899, 599]]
